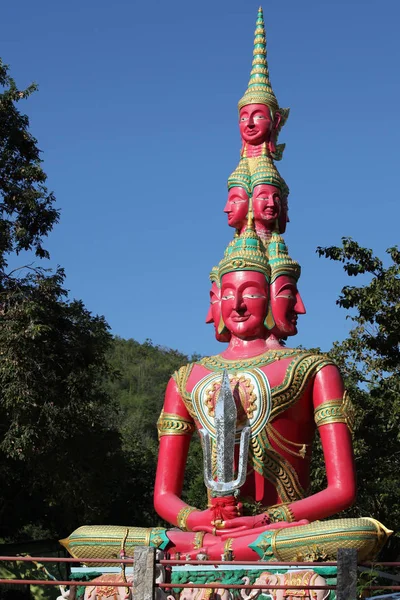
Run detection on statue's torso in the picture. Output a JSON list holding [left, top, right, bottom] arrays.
[[174, 349, 333, 507]]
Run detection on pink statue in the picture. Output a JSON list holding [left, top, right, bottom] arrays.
[[153, 225, 366, 560], [205, 269, 231, 343], [224, 159, 251, 233], [251, 156, 289, 238], [267, 232, 306, 340], [224, 186, 249, 232], [237, 9, 289, 161], [239, 103, 282, 159], [62, 6, 391, 574]]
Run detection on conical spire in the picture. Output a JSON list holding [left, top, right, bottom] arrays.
[[217, 207, 270, 283], [267, 231, 300, 283], [238, 7, 279, 113], [251, 155, 287, 193], [227, 158, 251, 194]]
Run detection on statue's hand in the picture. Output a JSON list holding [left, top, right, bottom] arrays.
[[187, 496, 242, 532], [222, 514, 270, 530], [191, 514, 266, 536], [209, 495, 242, 522], [186, 507, 219, 531]]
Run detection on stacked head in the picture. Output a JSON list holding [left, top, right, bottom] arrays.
[[207, 215, 305, 342], [224, 160, 251, 232], [238, 6, 289, 159], [215, 213, 272, 339], [207, 7, 304, 344], [251, 156, 289, 236], [225, 156, 289, 236]]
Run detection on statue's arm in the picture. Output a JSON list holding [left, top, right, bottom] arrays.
[[288, 364, 356, 522], [153, 376, 197, 529], [154, 375, 239, 532]]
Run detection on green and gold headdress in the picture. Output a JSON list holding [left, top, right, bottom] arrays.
[[209, 265, 219, 284], [251, 155, 288, 195], [217, 211, 271, 282], [238, 6, 288, 129], [267, 231, 300, 282], [227, 158, 251, 195]]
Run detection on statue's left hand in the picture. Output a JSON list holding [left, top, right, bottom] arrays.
[[221, 514, 270, 530], [192, 514, 269, 536]]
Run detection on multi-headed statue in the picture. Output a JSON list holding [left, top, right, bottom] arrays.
[[62, 7, 390, 569]]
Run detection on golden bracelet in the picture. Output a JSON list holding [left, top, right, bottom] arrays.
[[266, 503, 295, 523], [193, 531, 206, 550], [176, 506, 198, 531]]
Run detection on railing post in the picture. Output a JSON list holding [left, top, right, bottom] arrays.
[[133, 546, 156, 600], [337, 547, 358, 600]]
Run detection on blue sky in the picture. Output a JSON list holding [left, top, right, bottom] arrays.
[[3, 0, 400, 358]]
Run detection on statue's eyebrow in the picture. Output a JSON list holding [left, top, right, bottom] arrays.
[[276, 282, 297, 295]]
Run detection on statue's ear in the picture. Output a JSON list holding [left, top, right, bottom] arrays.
[[268, 111, 282, 155], [264, 303, 275, 330], [218, 314, 228, 335], [273, 110, 282, 132]]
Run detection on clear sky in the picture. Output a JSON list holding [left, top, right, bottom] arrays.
[[3, 0, 400, 358]]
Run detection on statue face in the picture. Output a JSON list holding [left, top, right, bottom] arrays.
[[205, 282, 231, 342], [224, 187, 249, 229], [239, 104, 273, 145], [253, 184, 281, 228], [221, 271, 268, 338], [270, 275, 306, 337]]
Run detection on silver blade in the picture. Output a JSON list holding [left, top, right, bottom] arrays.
[[215, 369, 236, 485]]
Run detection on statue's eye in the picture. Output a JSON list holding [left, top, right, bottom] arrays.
[[243, 294, 265, 299], [221, 294, 234, 300]]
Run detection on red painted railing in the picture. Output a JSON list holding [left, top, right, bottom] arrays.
[[0, 555, 399, 595]]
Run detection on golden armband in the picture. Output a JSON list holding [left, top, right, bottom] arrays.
[[314, 391, 355, 433], [266, 503, 295, 523], [176, 506, 199, 531], [157, 410, 195, 440]]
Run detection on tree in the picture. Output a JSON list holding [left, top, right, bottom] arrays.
[[314, 238, 400, 559], [0, 60, 123, 541], [106, 337, 207, 524], [0, 59, 58, 269]]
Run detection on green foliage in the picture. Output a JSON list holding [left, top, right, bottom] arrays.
[[0, 59, 59, 269], [315, 238, 400, 559], [0, 264, 126, 539], [0, 59, 125, 541], [106, 338, 207, 520]]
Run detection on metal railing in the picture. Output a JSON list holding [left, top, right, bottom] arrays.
[[0, 549, 399, 599]]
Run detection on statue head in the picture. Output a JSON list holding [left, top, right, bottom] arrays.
[[225, 159, 251, 231], [217, 215, 271, 339], [270, 275, 306, 337], [238, 7, 289, 156], [251, 156, 289, 234], [206, 268, 231, 343], [253, 184, 281, 230], [267, 232, 305, 337], [224, 187, 249, 230], [221, 270, 269, 339], [239, 103, 278, 147]]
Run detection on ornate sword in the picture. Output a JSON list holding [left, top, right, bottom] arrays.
[[200, 369, 250, 496]]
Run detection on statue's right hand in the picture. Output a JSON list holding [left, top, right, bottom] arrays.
[[186, 508, 217, 531]]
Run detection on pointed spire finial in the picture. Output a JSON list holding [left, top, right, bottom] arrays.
[[238, 7, 279, 114]]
